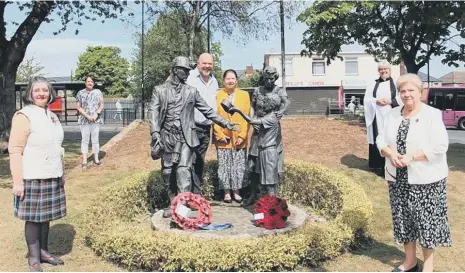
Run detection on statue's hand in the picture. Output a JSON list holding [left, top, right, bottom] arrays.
[[229, 107, 240, 114], [152, 131, 161, 141], [275, 111, 284, 119], [226, 122, 241, 133], [252, 124, 260, 133]]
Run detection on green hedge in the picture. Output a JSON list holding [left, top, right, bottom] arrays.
[[82, 160, 373, 271]]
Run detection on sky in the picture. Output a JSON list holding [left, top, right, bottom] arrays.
[[4, 1, 465, 79]]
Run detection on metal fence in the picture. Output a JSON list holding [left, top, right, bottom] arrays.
[[15, 91, 143, 126]]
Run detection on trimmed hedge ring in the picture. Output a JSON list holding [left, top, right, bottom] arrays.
[[82, 160, 373, 271]]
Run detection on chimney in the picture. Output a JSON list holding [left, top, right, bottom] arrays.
[[400, 60, 406, 75], [245, 65, 254, 77]]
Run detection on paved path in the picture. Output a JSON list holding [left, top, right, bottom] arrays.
[[447, 129, 465, 145]]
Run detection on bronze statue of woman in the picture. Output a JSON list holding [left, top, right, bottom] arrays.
[[221, 66, 290, 205]]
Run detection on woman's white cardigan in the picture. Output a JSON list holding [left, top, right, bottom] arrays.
[[376, 104, 449, 184]]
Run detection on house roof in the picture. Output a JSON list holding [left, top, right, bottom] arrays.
[[221, 69, 251, 80], [47, 76, 72, 82], [439, 71, 465, 84], [417, 71, 440, 82]]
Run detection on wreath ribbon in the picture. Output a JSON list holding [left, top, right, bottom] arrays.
[[170, 192, 212, 231]]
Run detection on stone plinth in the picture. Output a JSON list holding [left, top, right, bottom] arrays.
[[150, 201, 310, 239]]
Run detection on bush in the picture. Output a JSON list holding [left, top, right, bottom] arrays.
[[82, 160, 373, 271]]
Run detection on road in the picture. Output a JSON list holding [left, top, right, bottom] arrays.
[[447, 129, 465, 145]]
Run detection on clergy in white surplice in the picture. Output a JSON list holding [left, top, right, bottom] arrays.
[[363, 61, 403, 172]]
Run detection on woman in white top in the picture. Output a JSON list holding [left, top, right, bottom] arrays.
[[376, 74, 451, 272], [9, 77, 66, 271], [76, 76, 104, 168]]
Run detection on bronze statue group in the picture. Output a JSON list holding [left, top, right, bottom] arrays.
[[148, 56, 290, 218]]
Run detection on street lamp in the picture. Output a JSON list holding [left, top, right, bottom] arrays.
[[207, 1, 211, 53], [280, 0, 286, 92], [141, 0, 145, 119]]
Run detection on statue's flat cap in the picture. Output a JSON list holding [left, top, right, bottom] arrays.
[[172, 56, 192, 70]]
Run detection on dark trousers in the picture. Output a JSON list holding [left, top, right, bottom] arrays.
[[161, 142, 194, 196], [369, 115, 385, 169], [192, 125, 211, 194]]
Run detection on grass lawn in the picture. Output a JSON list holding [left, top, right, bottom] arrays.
[[0, 119, 463, 272]]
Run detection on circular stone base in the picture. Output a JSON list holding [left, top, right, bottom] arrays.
[[151, 201, 309, 239]]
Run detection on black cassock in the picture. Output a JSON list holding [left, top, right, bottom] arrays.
[[364, 77, 399, 169]]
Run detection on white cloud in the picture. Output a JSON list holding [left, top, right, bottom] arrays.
[[23, 38, 134, 77]]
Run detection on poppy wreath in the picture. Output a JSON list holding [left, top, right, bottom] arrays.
[[254, 194, 291, 230], [170, 192, 212, 231]]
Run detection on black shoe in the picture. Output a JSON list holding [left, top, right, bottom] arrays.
[[392, 263, 419, 272], [41, 255, 64, 266], [162, 208, 172, 218], [29, 263, 43, 272], [94, 161, 103, 166]]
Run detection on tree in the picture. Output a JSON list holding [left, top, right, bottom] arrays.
[[0, 1, 130, 150], [145, 1, 303, 61], [298, 1, 465, 73], [16, 56, 46, 82], [130, 12, 207, 100], [238, 70, 261, 88], [74, 46, 130, 96], [211, 41, 223, 87]]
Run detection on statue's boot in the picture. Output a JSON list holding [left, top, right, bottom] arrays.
[[241, 177, 259, 207], [162, 208, 172, 218], [162, 168, 174, 218], [266, 184, 278, 196]]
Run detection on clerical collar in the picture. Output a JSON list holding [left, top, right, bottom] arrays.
[[377, 77, 392, 82]]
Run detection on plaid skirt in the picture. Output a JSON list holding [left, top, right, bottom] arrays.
[[14, 177, 67, 223]]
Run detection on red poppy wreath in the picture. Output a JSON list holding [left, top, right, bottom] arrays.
[[253, 194, 291, 230], [170, 192, 212, 231]]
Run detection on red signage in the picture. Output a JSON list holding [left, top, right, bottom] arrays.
[[286, 81, 325, 87]]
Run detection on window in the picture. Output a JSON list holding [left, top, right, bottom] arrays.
[[429, 90, 445, 110], [345, 57, 358, 75], [456, 91, 465, 111], [285, 57, 293, 76], [444, 91, 455, 110], [312, 58, 325, 75]]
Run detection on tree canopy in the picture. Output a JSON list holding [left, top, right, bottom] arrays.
[[0, 1, 131, 149], [144, 1, 303, 60], [16, 57, 46, 82], [298, 1, 465, 73], [130, 11, 207, 100], [74, 46, 130, 96]]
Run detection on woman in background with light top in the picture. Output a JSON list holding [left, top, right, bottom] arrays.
[[76, 76, 104, 168]]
